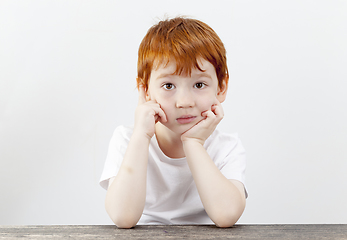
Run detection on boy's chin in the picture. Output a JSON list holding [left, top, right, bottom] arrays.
[[158, 122, 194, 136], [173, 125, 197, 136]]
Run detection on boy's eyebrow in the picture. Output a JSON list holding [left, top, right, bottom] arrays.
[[156, 72, 212, 80], [156, 73, 173, 80], [193, 72, 212, 78]]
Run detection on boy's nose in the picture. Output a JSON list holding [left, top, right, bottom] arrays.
[[176, 92, 195, 108]]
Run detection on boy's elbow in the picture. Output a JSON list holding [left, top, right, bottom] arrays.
[[107, 210, 139, 228], [105, 203, 139, 228], [111, 216, 137, 229], [106, 207, 139, 228], [214, 216, 238, 228], [212, 205, 245, 228]]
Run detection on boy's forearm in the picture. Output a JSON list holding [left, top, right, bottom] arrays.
[[105, 132, 150, 228], [183, 140, 246, 227]]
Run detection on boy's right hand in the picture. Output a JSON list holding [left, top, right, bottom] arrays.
[[134, 85, 167, 139]]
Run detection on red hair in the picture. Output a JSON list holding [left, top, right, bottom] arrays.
[[137, 17, 229, 90]]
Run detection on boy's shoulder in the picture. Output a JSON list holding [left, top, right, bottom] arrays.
[[205, 129, 243, 152], [206, 129, 241, 144], [112, 125, 134, 140]]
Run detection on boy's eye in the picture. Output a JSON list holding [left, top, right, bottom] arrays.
[[194, 82, 206, 89], [163, 83, 175, 90]]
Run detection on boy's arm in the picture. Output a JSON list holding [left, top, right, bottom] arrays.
[[182, 101, 246, 228], [105, 86, 167, 228], [183, 141, 246, 227], [105, 132, 150, 228]]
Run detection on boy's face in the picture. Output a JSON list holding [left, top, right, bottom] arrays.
[[146, 58, 227, 135]]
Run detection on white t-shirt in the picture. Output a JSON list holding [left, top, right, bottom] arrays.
[[100, 125, 247, 225]]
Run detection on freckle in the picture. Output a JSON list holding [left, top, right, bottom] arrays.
[[124, 166, 133, 174]]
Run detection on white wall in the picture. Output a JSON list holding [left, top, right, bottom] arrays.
[[1, 0, 346, 225]]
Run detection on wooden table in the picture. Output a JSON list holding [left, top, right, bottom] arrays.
[[1, 224, 346, 239]]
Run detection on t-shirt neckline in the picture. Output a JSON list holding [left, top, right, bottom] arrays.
[[152, 134, 187, 162]]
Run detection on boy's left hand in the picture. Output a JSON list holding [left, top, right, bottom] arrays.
[[181, 99, 224, 145]]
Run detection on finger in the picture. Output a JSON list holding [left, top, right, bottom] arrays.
[[155, 104, 167, 123], [211, 102, 224, 118], [201, 110, 215, 121], [212, 97, 222, 108], [138, 85, 147, 105], [202, 109, 223, 127], [201, 110, 209, 118], [147, 102, 167, 123]]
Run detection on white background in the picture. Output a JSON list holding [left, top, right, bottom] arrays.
[[1, 0, 346, 225]]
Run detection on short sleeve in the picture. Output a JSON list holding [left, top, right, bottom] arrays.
[[99, 126, 132, 190], [205, 130, 248, 197]]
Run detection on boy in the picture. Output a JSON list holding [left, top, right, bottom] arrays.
[[100, 17, 247, 228]]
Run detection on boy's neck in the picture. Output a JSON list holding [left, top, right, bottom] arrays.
[[155, 123, 185, 159]]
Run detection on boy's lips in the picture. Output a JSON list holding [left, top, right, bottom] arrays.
[[176, 115, 197, 124]]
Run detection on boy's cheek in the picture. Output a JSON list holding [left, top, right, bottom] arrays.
[[201, 99, 217, 111], [152, 96, 166, 108], [212, 95, 220, 104]]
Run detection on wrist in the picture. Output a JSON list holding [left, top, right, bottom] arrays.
[[182, 137, 205, 147], [132, 128, 153, 142]]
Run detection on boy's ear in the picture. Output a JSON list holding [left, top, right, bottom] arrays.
[[145, 88, 151, 101], [216, 79, 228, 103]]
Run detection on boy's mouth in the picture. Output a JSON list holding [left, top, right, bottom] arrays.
[[176, 115, 197, 124]]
